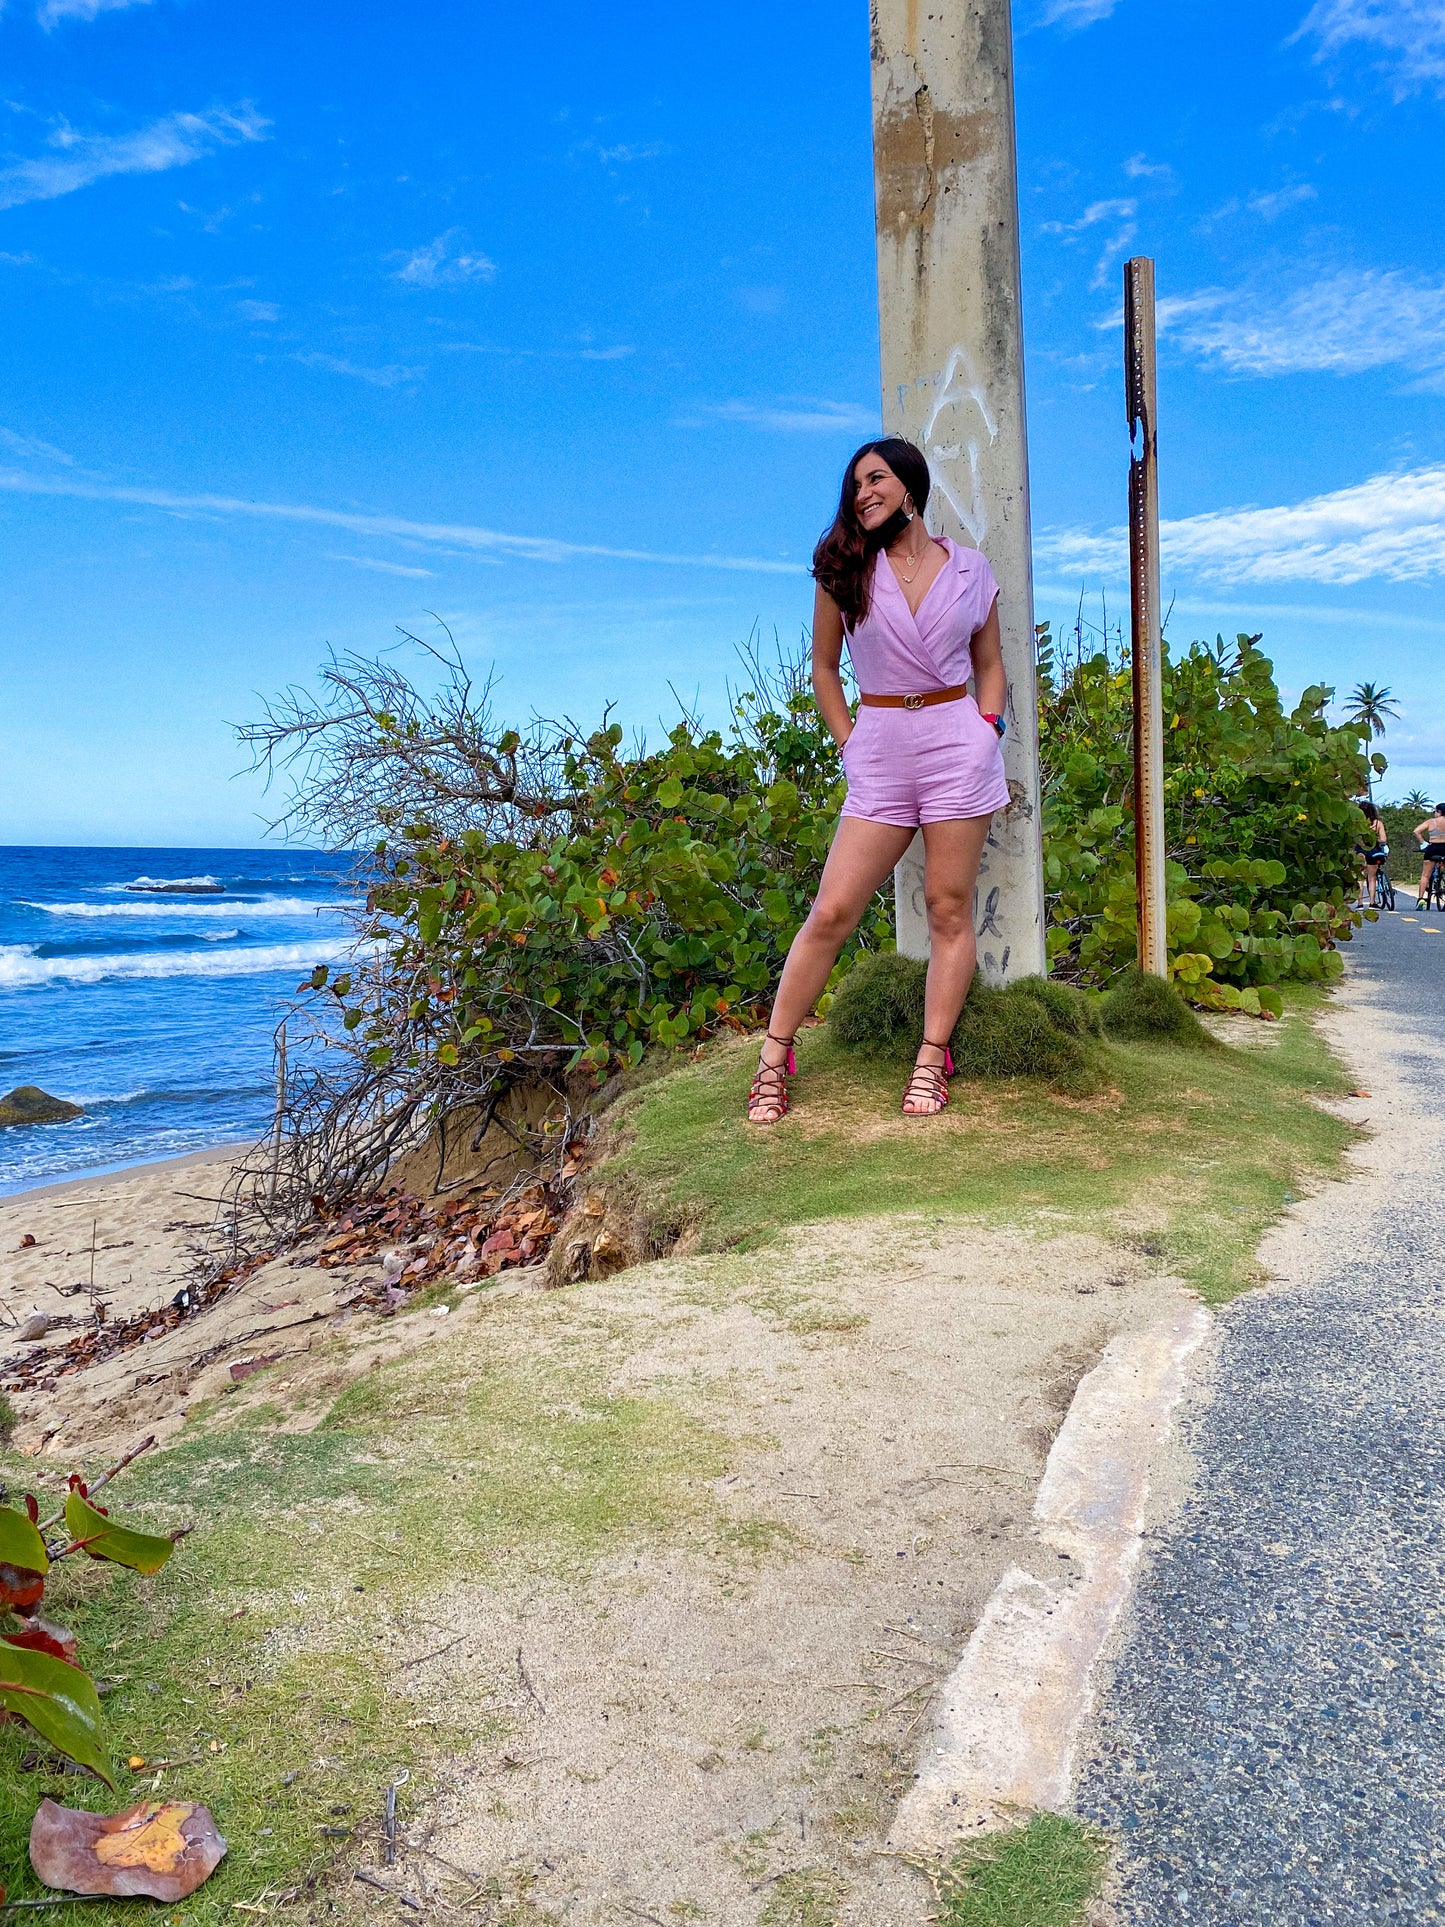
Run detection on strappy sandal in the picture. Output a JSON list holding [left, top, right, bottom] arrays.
[[747, 1031, 796, 1126], [902, 1038, 954, 1116]]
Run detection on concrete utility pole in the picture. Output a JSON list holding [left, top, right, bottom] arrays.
[[869, 0, 1045, 984], [1125, 257, 1167, 977]]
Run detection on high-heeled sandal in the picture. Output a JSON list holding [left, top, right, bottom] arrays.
[[902, 1038, 953, 1116], [747, 1031, 796, 1125]]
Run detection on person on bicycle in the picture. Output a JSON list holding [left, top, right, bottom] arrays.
[[1355, 802, 1389, 908], [1415, 803, 1445, 907]]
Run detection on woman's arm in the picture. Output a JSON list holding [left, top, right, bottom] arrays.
[[811, 584, 855, 749], [971, 598, 1007, 719]]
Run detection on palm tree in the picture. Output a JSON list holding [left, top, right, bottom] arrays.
[[1403, 788, 1432, 813], [1345, 682, 1401, 799]]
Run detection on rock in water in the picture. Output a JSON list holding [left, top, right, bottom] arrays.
[[0, 1087, 83, 1128], [123, 877, 224, 895]]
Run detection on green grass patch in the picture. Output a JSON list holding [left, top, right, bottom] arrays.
[[934, 1815, 1108, 1927], [829, 956, 1101, 1094], [605, 984, 1352, 1304], [0, 1318, 734, 1920], [1100, 966, 1216, 1047]]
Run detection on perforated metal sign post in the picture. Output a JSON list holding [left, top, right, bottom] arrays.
[[870, 0, 1045, 984], [1125, 256, 1168, 978]]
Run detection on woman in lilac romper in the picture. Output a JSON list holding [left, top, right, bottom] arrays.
[[749, 438, 1011, 1123]]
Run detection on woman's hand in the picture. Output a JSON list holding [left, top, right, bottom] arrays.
[[812, 583, 855, 751]]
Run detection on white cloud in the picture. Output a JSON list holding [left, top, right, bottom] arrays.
[[1038, 0, 1121, 24], [0, 104, 268, 212], [237, 298, 278, 323], [294, 352, 425, 387], [0, 464, 802, 575], [1043, 197, 1138, 291], [1146, 267, 1445, 379], [1295, 0, 1445, 98], [1247, 182, 1318, 218], [326, 554, 434, 579], [38, 0, 153, 24], [390, 229, 496, 287], [572, 138, 671, 165], [674, 397, 879, 434], [441, 339, 635, 362], [0, 425, 73, 466], [1037, 464, 1445, 587], [1124, 152, 1172, 180]]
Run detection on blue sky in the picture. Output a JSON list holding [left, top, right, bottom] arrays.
[[1, 0, 1443, 844]]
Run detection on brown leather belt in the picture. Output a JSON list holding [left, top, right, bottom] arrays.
[[858, 684, 968, 711]]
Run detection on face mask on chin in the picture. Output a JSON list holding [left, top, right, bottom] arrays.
[[867, 505, 912, 551]]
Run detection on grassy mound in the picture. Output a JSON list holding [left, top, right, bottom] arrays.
[[1101, 966, 1216, 1047], [828, 954, 1098, 1094]]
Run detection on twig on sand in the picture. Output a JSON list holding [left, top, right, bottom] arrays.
[[620, 1904, 668, 1925], [383, 1774, 410, 1867], [354, 1870, 422, 1911], [516, 1647, 546, 1714], [399, 1633, 467, 1670]]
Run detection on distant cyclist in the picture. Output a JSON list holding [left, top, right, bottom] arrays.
[[1355, 802, 1389, 909], [1415, 803, 1445, 907]]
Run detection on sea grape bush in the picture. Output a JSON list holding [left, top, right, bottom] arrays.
[[1038, 628, 1375, 1014], [0, 1451, 176, 1790], [284, 624, 1373, 1105], [322, 667, 889, 1082]]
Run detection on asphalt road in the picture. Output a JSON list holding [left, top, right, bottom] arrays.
[[1076, 906, 1445, 1925]]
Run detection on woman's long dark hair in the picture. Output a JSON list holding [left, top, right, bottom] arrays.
[[811, 438, 933, 631]]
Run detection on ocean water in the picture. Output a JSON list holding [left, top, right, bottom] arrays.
[[0, 848, 356, 1196]]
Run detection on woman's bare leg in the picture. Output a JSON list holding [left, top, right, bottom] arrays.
[[901, 815, 994, 1115], [749, 816, 915, 1122]]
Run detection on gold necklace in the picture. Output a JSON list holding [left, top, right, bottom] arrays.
[[891, 537, 929, 584]]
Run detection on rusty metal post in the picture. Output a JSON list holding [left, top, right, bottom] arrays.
[[1125, 257, 1168, 978], [870, 0, 1045, 985]]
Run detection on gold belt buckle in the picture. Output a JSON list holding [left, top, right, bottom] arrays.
[[903, 693, 924, 711]]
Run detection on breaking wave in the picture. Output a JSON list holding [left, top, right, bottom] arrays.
[[0, 941, 351, 991], [21, 896, 350, 920]]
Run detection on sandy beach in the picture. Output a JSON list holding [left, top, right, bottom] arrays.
[[0, 1144, 364, 1459]]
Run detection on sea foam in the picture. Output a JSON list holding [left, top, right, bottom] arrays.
[[0, 941, 350, 990], [21, 897, 349, 920]]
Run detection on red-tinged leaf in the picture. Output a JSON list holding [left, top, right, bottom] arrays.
[[5, 1618, 79, 1665], [0, 1506, 50, 1611], [23, 1496, 38, 1525], [228, 1353, 283, 1384], [0, 1565, 45, 1613], [30, 1797, 226, 1900], [63, 1492, 173, 1576], [0, 1644, 114, 1788]]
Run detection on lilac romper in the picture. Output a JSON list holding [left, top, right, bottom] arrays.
[[840, 537, 1011, 827]]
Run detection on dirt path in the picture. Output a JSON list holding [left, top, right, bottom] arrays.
[[375, 1217, 1192, 1925]]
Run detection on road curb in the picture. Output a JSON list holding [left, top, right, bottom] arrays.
[[889, 1300, 1212, 1857]]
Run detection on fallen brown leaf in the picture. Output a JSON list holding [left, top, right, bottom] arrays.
[[30, 1797, 227, 1900]]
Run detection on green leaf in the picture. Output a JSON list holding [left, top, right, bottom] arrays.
[[0, 1506, 50, 1578], [63, 1492, 174, 1575], [0, 1503, 49, 1611], [0, 1641, 115, 1790]]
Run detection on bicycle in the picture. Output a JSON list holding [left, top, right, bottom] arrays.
[[1419, 857, 1445, 912], [1372, 868, 1397, 912]]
